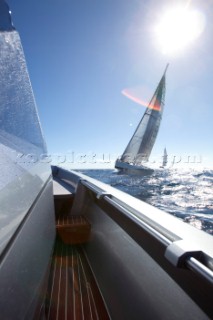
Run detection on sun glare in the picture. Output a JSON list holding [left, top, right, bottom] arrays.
[[154, 6, 205, 55]]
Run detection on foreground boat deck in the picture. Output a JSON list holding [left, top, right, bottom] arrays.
[[45, 170, 213, 320], [45, 238, 109, 320], [46, 177, 109, 319]]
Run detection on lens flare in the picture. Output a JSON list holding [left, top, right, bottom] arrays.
[[122, 88, 161, 111]]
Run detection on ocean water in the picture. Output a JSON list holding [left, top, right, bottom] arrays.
[[78, 168, 213, 236]]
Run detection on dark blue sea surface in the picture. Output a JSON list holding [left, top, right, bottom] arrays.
[[78, 168, 213, 235]]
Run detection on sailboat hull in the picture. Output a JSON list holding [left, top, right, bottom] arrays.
[[115, 159, 154, 175]]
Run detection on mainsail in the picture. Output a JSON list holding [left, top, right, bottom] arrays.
[[120, 65, 168, 165]]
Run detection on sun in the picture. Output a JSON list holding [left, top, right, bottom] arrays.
[[154, 6, 205, 55]]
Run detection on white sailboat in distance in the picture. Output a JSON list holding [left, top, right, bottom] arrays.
[[115, 64, 168, 175], [160, 147, 168, 168]]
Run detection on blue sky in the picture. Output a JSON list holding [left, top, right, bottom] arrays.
[[7, 0, 213, 168]]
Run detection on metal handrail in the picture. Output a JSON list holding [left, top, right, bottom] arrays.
[[80, 179, 213, 285], [186, 257, 213, 285], [104, 196, 171, 247]]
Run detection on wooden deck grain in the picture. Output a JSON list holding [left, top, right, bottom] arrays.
[[45, 240, 109, 320], [56, 216, 91, 245]]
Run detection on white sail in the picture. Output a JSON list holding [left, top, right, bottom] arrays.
[[119, 65, 168, 166], [162, 148, 168, 167]]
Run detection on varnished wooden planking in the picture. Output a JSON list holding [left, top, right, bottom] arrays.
[[45, 240, 109, 320], [56, 216, 91, 245]]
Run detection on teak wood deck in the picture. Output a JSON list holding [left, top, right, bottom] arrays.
[[45, 239, 109, 320], [45, 178, 110, 320]]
